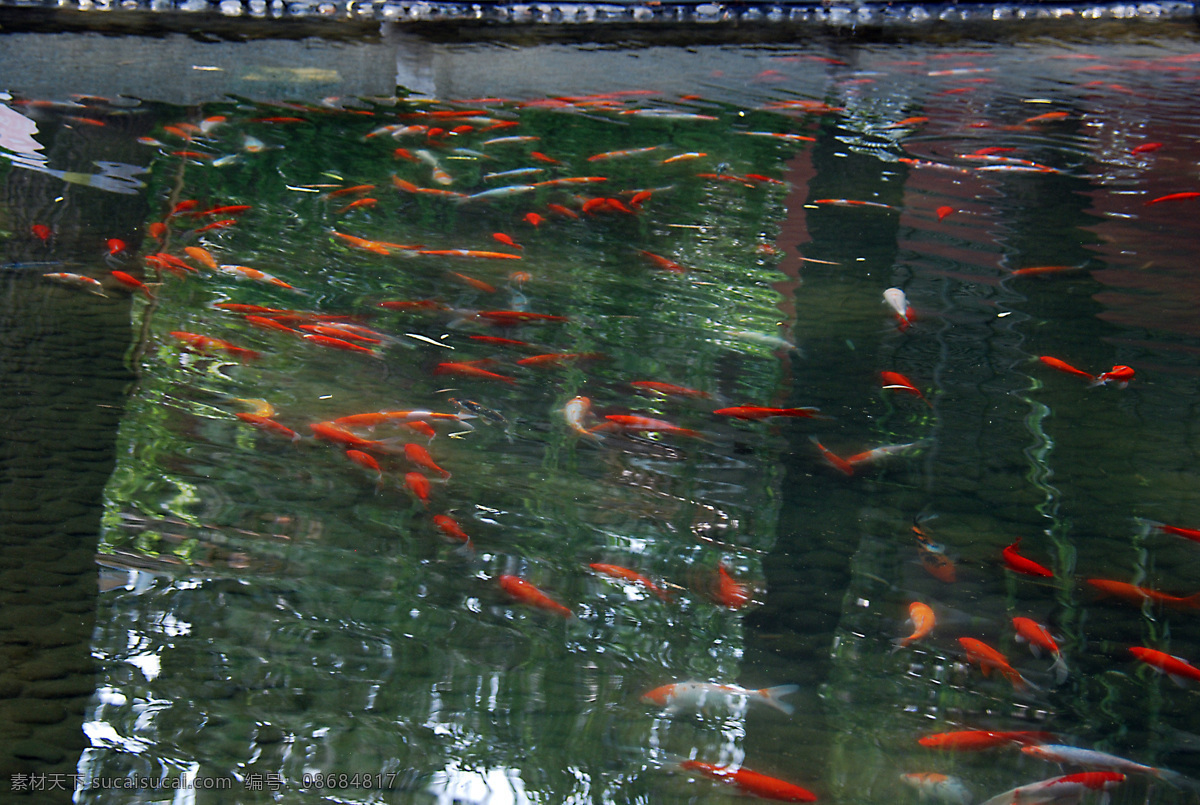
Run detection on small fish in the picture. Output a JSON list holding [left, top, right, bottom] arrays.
[[475, 310, 567, 324], [1038, 355, 1095, 381], [1140, 518, 1200, 545], [958, 637, 1032, 690], [449, 272, 498, 294], [630, 381, 711, 399], [1130, 142, 1163, 155], [432, 514, 472, 548], [448, 398, 506, 424], [1022, 110, 1069, 124], [1021, 745, 1179, 780], [894, 602, 936, 649], [1093, 365, 1134, 388], [1144, 191, 1200, 206], [516, 352, 605, 368], [1129, 647, 1200, 685], [880, 371, 931, 407], [599, 414, 703, 439], [345, 449, 383, 486], [459, 185, 538, 203], [639, 250, 687, 274], [110, 270, 154, 299], [183, 246, 218, 271], [662, 151, 707, 164], [809, 437, 855, 477], [979, 774, 1124, 805], [433, 361, 516, 384], [302, 334, 378, 355], [106, 238, 127, 256], [1010, 265, 1085, 277], [1087, 579, 1200, 609], [590, 563, 672, 602], [496, 574, 572, 618], [31, 224, 53, 241], [899, 773, 973, 805], [712, 565, 751, 610], [404, 443, 450, 478], [404, 471, 431, 505], [1012, 617, 1069, 683], [883, 288, 913, 330], [715, 406, 823, 421], [563, 396, 600, 441], [337, 197, 378, 214], [586, 145, 660, 162], [492, 232, 522, 250], [43, 272, 108, 296], [193, 218, 239, 235], [169, 331, 259, 363], [741, 131, 817, 143], [544, 204, 577, 219], [814, 198, 897, 211], [677, 761, 816, 803], [523, 212, 546, 227], [936, 205, 955, 221], [417, 249, 522, 260], [642, 681, 798, 715], [219, 265, 298, 290], [235, 413, 300, 442], [918, 730, 1056, 751], [845, 441, 926, 469], [1002, 538, 1053, 578]]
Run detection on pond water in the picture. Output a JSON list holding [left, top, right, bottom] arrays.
[[3, 14, 1200, 805]]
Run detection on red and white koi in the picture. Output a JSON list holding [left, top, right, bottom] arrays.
[[641, 681, 798, 715]]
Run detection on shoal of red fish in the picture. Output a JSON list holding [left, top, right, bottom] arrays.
[[32, 79, 1200, 803]]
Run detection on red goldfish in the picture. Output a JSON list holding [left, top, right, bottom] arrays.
[[433, 361, 516, 384], [1002, 538, 1053, 578], [918, 730, 1056, 750], [1012, 617, 1069, 683], [880, 371, 931, 407], [712, 565, 751, 610], [589, 563, 672, 602], [111, 270, 154, 299], [404, 471, 431, 506], [432, 514, 472, 549], [894, 602, 935, 649], [958, 637, 1032, 690], [809, 437, 855, 477], [1087, 579, 1200, 608], [630, 381, 711, 399], [678, 761, 817, 803], [599, 415, 704, 439], [496, 575, 573, 618], [169, 331, 259, 362], [404, 443, 450, 478], [235, 413, 300, 441], [1129, 647, 1200, 684], [1093, 365, 1134, 388], [1140, 519, 1200, 545], [714, 406, 822, 421], [1038, 355, 1095, 381]]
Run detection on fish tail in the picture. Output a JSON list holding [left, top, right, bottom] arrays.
[[1183, 593, 1200, 608], [890, 636, 912, 654], [757, 684, 799, 716], [1051, 654, 1070, 685]]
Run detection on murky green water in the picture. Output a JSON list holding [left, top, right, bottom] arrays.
[[4, 20, 1200, 805]]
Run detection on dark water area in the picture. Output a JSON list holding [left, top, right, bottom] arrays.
[[3, 16, 1200, 805]]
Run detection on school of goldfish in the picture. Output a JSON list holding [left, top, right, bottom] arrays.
[[30, 42, 1200, 803]]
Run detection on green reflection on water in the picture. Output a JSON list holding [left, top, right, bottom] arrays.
[[88, 90, 805, 801]]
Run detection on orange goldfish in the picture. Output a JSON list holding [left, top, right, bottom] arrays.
[[1087, 579, 1200, 608], [1012, 617, 1069, 683], [496, 575, 572, 618], [894, 602, 935, 648], [589, 563, 672, 602], [235, 413, 300, 441], [404, 443, 450, 478], [404, 471, 431, 506], [678, 761, 816, 803], [958, 637, 1031, 690]]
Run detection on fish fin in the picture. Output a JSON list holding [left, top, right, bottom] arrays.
[[757, 684, 799, 715], [1028, 643, 1042, 659], [890, 637, 911, 655], [1168, 673, 1191, 688], [1051, 655, 1070, 685]]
